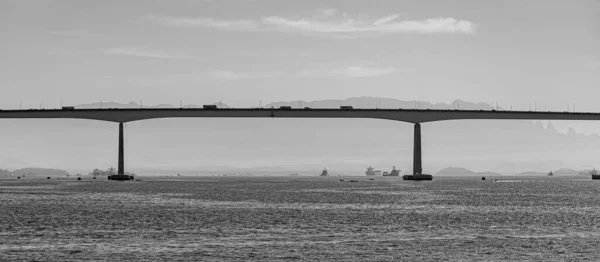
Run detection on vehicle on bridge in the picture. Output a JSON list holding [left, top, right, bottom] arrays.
[[340, 106, 353, 109], [203, 105, 217, 109], [279, 106, 292, 110], [61, 106, 75, 110]]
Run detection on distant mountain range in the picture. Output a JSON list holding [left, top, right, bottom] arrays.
[[3, 168, 70, 177], [1, 97, 599, 175], [434, 167, 590, 176], [75, 101, 230, 109]]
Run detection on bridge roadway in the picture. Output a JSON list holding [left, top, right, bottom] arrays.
[[3, 108, 600, 178], [2, 108, 600, 123]]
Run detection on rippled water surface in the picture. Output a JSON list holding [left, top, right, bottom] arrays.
[[1, 176, 600, 261]]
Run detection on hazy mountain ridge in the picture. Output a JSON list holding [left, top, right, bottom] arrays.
[[435, 167, 476, 176], [75, 101, 230, 109], [10, 168, 70, 177], [265, 97, 496, 110]]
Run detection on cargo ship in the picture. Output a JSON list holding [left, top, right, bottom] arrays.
[[383, 166, 400, 176], [320, 168, 328, 176], [365, 166, 382, 176]]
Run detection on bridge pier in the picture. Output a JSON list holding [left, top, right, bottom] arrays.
[[118, 122, 124, 175], [403, 123, 433, 180], [108, 122, 133, 180], [413, 123, 422, 175]]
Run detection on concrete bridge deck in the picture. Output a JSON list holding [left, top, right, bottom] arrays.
[[2, 108, 600, 123]]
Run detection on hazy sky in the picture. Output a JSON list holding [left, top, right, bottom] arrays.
[[1, 0, 598, 110]]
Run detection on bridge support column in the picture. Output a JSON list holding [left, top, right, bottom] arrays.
[[413, 123, 422, 175], [108, 122, 133, 180], [118, 122, 124, 175], [404, 123, 432, 180]]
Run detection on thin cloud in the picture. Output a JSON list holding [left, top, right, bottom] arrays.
[[144, 9, 476, 36], [104, 47, 190, 59], [142, 14, 258, 31], [208, 65, 398, 80], [331, 66, 400, 78], [299, 65, 400, 78], [209, 70, 285, 80]]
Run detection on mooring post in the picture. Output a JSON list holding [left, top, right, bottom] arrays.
[[118, 122, 124, 175], [413, 123, 422, 175]]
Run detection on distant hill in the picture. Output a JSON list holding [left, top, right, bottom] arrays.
[[435, 167, 475, 176], [0, 169, 10, 176], [265, 97, 495, 110], [553, 168, 580, 176], [476, 171, 502, 176], [518, 171, 549, 176], [518, 169, 580, 176], [12, 168, 70, 177]]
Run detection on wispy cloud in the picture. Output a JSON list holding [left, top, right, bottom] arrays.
[[209, 64, 399, 80], [144, 9, 476, 36], [209, 70, 285, 80], [104, 47, 190, 59], [299, 65, 401, 78], [143, 15, 259, 31]]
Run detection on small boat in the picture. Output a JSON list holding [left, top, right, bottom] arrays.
[[591, 169, 600, 180], [547, 171, 554, 176]]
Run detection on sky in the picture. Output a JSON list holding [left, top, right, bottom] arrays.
[[1, 0, 598, 110], [0, 0, 599, 173]]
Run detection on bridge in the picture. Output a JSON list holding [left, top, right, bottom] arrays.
[[2, 107, 600, 179]]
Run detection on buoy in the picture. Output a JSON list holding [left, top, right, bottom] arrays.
[[47, 177, 51, 180], [77, 177, 81, 180], [482, 177, 486, 180]]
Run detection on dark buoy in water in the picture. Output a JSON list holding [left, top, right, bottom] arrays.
[[47, 177, 51, 180], [17, 177, 20, 179], [77, 177, 82, 180], [93, 177, 96, 179], [339, 178, 344, 181], [482, 177, 486, 180]]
